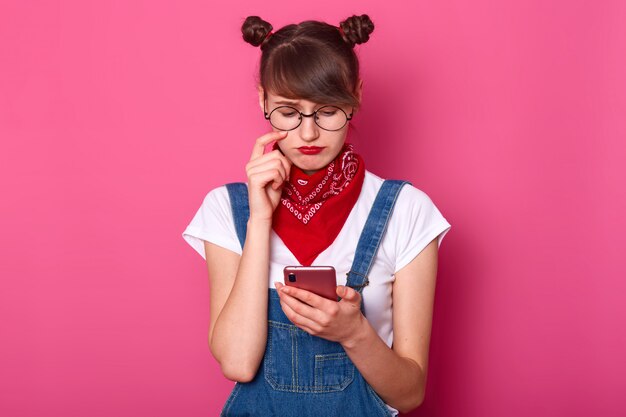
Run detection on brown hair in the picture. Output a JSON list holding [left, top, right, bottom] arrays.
[[241, 15, 374, 110]]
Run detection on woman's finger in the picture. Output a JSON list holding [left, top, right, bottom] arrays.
[[246, 157, 287, 178], [279, 299, 322, 334], [279, 285, 331, 310], [250, 131, 289, 161], [279, 289, 323, 321], [246, 149, 292, 175], [247, 160, 287, 187], [248, 167, 286, 190]]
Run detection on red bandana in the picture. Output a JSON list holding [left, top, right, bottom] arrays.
[[272, 143, 365, 266]]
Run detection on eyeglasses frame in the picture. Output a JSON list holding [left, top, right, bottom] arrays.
[[263, 93, 354, 132]]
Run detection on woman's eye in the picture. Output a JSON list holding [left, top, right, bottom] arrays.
[[280, 111, 298, 117], [320, 110, 337, 116]]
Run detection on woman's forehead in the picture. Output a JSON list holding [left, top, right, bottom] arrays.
[[266, 93, 346, 109], [267, 92, 313, 105]]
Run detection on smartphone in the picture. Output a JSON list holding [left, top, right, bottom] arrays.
[[283, 266, 338, 301]]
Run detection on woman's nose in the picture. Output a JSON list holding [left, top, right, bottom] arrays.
[[298, 115, 320, 142]]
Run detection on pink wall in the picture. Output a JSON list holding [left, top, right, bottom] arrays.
[[1, 1, 624, 416]]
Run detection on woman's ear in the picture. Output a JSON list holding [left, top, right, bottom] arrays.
[[350, 79, 363, 116], [257, 85, 265, 113]]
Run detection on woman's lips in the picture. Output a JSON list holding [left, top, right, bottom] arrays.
[[298, 146, 324, 155]]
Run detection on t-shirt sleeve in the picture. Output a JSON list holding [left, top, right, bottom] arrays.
[[389, 184, 452, 273], [181, 186, 243, 261]]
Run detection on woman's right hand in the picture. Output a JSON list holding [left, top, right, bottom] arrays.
[[245, 131, 292, 222]]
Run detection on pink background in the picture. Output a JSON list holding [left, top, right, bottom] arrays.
[[1, 1, 625, 416]]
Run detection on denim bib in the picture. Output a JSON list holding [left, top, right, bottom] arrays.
[[220, 179, 408, 417]]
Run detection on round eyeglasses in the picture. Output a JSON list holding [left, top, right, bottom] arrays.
[[264, 100, 353, 132]]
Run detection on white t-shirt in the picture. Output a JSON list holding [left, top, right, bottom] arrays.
[[182, 170, 451, 416]]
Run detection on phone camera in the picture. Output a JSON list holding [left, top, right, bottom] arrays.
[[288, 273, 296, 283]]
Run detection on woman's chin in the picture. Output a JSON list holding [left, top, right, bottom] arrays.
[[298, 166, 322, 175], [289, 155, 324, 171]]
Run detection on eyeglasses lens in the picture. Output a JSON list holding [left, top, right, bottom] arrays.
[[269, 106, 348, 131]]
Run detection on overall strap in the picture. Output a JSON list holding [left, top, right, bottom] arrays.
[[225, 179, 410, 306], [225, 182, 249, 250], [345, 180, 410, 300]]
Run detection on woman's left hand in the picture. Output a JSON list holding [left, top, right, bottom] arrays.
[[274, 282, 366, 345]]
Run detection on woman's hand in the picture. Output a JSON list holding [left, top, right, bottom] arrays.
[[245, 131, 292, 222], [274, 282, 367, 346]]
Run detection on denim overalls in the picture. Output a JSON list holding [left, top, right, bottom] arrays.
[[221, 179, 409, 417]]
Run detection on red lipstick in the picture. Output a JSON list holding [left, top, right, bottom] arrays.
[[298, 146, 324, 155]]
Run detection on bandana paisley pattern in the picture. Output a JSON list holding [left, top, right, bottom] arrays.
[[272, 143, 365, 266], [281, 145, 359, 224]]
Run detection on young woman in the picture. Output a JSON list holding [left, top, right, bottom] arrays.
[[182, 15, 452, 416]]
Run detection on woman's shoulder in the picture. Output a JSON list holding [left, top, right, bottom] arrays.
[[182, 183, 245, 259], [201, 182, 250, 205], [195, 183, 247, 223], [201, 183, 230, 205], [363, 170, 434, 206]]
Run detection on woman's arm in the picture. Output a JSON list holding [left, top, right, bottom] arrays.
[[204, 218, 272, 382], [275, 237, 439, 413], [343, 237, 438, 413], [204, 131, 291, 382]]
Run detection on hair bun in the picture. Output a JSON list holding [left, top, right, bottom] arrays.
[[339, 14, 375, 47], [241, 16, 273, 47]]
